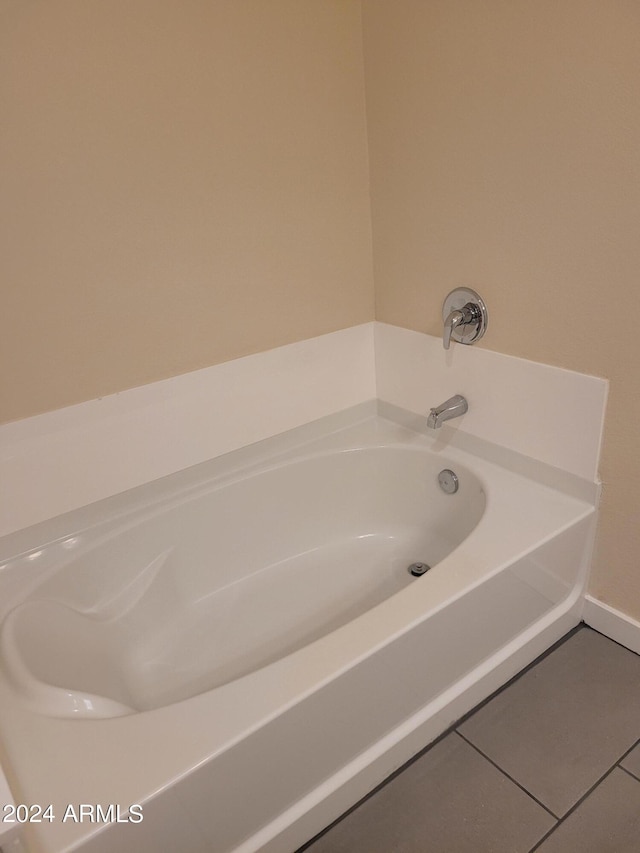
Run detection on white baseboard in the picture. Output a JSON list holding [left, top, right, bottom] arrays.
[[582, 595, 640, 656]]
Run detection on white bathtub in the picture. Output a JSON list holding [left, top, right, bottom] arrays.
[[0, 405, 597, 853]]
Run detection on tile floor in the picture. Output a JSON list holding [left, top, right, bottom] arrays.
[[299, 626, 640, 852]]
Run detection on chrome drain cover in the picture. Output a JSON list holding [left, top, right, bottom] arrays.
[[408, 562, 431, 577]]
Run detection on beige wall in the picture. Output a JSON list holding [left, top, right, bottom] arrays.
[[3, 1, 639, 620], [0, 0, 374, 422], [362, 0, 640, 619]]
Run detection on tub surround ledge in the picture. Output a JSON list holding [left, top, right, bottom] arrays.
[[0, 322, 607, 540]]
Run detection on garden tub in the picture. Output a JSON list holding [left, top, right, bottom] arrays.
[[0, 406, 597, 853]]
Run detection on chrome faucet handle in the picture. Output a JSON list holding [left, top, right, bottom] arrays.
[[441, 288, 488, 349], [443, 309, 464, 350]]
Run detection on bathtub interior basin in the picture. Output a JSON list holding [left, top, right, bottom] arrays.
[[1, 442, 485, 717]]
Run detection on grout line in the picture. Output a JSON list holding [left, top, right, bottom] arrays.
[[459, 724, 640, 852], [584, 622, 640, 660], [528, 820, 562, 851], [529, 734, 640, 851], [615, 735, 640, 767], [454, 623, 585, 730], [615, 736, 640, 783], [527, 761, 627, 853], [619, 765, 640, 784], [454, 731, 560, 821]]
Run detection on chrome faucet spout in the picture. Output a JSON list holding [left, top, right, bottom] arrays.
[[427, 394, 468, 429]]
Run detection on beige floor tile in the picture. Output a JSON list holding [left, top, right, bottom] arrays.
[[536, 768, 640, 852], [458, 628, 640, 816], [304, 733, 554, 853]]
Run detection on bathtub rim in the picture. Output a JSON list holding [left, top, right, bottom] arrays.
[[0, 399, 598, 567]]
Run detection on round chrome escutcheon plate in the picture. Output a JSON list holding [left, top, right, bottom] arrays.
[[438, 469, 459, 494]]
